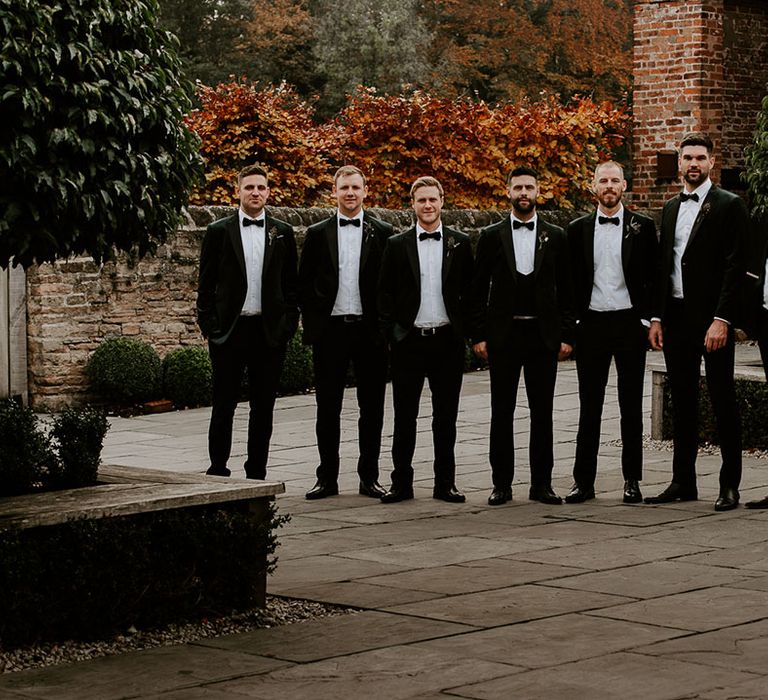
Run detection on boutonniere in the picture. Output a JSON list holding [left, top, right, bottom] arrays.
[[268, 226, 283, 245], [446, 237, 462, 255], [625, 217, 642, 239], [537, 232, 549, 251], [363, 220, 375, 243], [701, 202, 711, 217]]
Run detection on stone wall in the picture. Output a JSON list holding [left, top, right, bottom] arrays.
[[632, 0, 768, 209], [30, 206, 587, 410]]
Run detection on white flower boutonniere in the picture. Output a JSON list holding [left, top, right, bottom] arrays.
[[446, 237, 462, 256], [625, 217, 642, 240], [537, 232, 549, 251]]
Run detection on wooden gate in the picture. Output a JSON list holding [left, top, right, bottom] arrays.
[[0, 265, 28, 402]]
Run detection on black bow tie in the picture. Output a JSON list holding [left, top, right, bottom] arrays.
[[680, 192, 700, 202], [598, 216, 620, 226], [513, 220, 535, 230], [243, 217, 264, 227], [419, 231, 441, 241], [339, 218, 360, 227]]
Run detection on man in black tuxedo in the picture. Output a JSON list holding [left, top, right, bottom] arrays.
[[377, 176, 473, 503], [646, 132, 748, 511], [197, 164, 299, 479], [566, 161, 658, 504], [471, 166, 575, 506], [299, 165, 393, 500]]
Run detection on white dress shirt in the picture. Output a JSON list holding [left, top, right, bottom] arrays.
[[331, 211, 364, 316], [671, 179, 712, 299], [763, 256, 768, 311], [414, 225, 450, 329], [239, 209, 266, 315], [511, 214, 537, 275], [590, 205, 632, 312]]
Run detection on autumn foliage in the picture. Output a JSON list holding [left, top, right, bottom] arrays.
[[187, 82, 630, 210]]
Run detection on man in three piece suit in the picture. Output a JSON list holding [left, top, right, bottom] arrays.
[[377, 176, 474, 503], [471, 166, 576, 506], [299, 165, 394, 500], [646, 132, 748, 511], [197, 164, 299, 479], [565, 161, 658, 504]]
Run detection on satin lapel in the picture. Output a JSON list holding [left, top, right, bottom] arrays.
[[584, 214, 596, 290], [359, 214, 373, 273], [228, 216, 246, 277], [405, 228, 420, 292], [326, 217, 339, 274], [664, 198, 682, 254], [621, 211, 633, 282], [262, 215, 275, 272], [685, 187, 715, 252], [533, 221, 546, 276], [442, 230, 454, 284], [499, 219, 518, 281]]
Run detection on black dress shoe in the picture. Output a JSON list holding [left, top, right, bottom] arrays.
[[359, 480, 387, 498], [380, 486, 414, 503], [488, 487, 512, 506], [643, 482, 698, 504], [305, 481, 339, 500], [206, 465, 231, 477], [565, 483, 595, 504], [745, 495, 768, 509], [714, 487, 739, 512], [433, 485, 466, 503], [529, 486, 563, 505], [622, 479, 642, 504]]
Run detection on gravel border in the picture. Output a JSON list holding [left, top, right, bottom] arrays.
[[0, 596, 356, 674], [606, 436, 768, 459]]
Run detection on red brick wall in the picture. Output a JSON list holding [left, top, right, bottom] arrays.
[[632, 0, 767, 209]]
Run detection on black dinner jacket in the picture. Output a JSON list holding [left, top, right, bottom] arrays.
[[651, 185, 748, 331], [197, 212, 299, 348], [298, 212, 393, 345], [378, 225, 473, 344], [470, 216, 575, 352], [743, 218, 768, 338], [567, 208, 658, 322]]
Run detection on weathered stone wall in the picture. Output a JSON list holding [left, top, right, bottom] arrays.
[[30, 205, 586, 410], [632, 0, 768, 209]]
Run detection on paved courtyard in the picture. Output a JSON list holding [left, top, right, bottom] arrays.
[[2, 350, 768, 699]]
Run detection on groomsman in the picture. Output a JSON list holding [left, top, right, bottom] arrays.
[[299, 166, 393, 499], [197, 164, 299, 479], [471, 166, 575, 506], [378, 176, 473, 503], [566, 161, 658, 504], [646, 132, 748, 511]]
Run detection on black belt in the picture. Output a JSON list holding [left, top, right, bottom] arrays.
[[331, 314, 363, 323], [414, 325, 451, 337]]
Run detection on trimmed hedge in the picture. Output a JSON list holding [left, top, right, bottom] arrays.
[[87, 337, 161, 404], [162, 346, 213, 408]]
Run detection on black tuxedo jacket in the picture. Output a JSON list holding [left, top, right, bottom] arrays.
[[197, 213, 299, 348], [471, 216, 575, 351], [743, 218, 768, 338], [651, 185, 748, 331], [378, 225, 474, 344], [567, 208, 658, 322], [298, 212, 393, 344]]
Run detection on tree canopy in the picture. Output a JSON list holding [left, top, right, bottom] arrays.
[[0, 0, 202, 268]]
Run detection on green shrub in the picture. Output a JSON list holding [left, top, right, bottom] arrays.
[[162, 346, 212, 408], [0, 502, 289, 647], [278, 328, 314, 394], [48, 407, 109, 489], [0, 399, 56, 496], [662, 376, 768, 449], [86, 337, 161, 404]]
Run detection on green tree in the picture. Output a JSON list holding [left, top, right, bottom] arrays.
[[745, 90, 768, 220], [0, 0, 202, 268], [312, 0, 432, 116]]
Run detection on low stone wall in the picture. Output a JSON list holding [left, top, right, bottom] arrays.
[[26, 206, 583, 410]]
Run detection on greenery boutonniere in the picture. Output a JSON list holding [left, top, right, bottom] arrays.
[[537, 232, 549, 250], [625, 217, 642, 239], [268, 226, 282, 245]]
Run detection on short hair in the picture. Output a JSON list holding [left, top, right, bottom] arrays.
[[410, 176, 444, 199], [594, 161, 626, 179], [679, 132, 714, 154], [237, 164, 269, 186], [333, 165, 366, 186], [506, 165, 539, 186]]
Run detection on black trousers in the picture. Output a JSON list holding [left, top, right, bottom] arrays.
[[662, 299, 741, 489], [389, 327, 465, 490], [208, 316, 286, 478], [312, 317, 388, 484], [573, 310, 647, 486], [488, 320, 558, 490], [758, 307, 768, 382]]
